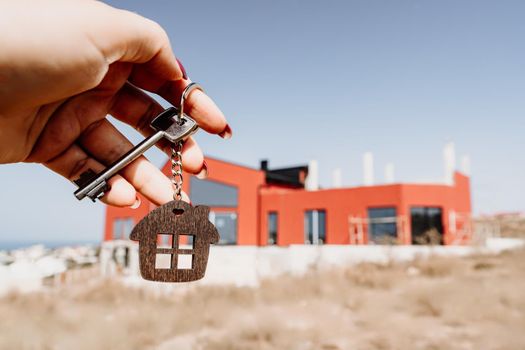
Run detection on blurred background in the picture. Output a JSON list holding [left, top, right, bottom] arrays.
[[1, 1, 524, 349]]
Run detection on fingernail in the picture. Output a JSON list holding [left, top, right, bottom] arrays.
[[219, 124, 232, 140], [196, 161, 208, 179], [176, 58, 188, 80], [130, 197, 141, 209]]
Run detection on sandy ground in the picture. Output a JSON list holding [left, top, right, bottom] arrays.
[[0, 249, 524, 350]]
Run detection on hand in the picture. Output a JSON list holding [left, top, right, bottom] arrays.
[[0, 0, 230, 207]]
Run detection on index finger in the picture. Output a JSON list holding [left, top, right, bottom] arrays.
[[129, 67, 230, 137]]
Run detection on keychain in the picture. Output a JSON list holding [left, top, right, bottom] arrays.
[[74, 83, 220, 282]]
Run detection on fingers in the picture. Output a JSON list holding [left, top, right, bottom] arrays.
[[180, 138, 206, 176], [26, 63, 132, 164], [44, 143, 137, 207], [110, 82, 206, 174], [127, 73, 230, 137], [77, 118, 176, 206], [86, 3, 231, 142], [86, 2, 228, 137]]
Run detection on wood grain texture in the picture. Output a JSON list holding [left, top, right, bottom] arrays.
[[130, 200, 220, 282]]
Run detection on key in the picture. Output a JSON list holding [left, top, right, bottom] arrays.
[[73, 107, 199, 202]]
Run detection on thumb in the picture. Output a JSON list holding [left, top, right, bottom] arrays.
[[86, 3, 183, 82]]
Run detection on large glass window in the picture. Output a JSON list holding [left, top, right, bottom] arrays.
[[113, 217, 134, 240], [210, 211, 238, 245], [267, 212, 278, 245], [410, 207, 443, 245], [304, 210, 326, 244], [190, 178, 238, 207], [368, 207, 397, 244]]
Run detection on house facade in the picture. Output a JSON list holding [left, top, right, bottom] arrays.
[[104, 156, 472, 246]]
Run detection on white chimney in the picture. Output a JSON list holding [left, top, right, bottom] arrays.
[[332, 168, 342, 188], [363, 152, 374, 186], [443, 142, 455, 185], [385, 162, 395, 184], [460, 155, 471, 176], [305, 160, 319, 191]]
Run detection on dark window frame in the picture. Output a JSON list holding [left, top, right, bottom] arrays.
[[410, 206, 444, 245], [304, 209, 327, 245], [267, 212, 278, 245], [367, 207, 398, 244], [113, 217, 134, 240], [211, 211, 238, 245]]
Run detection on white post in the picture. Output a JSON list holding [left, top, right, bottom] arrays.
[[99, 242, 111, 277], [332, 168, 342, 188], [443, 142, 456, 185], [305, 160, 319, 191], [460, 155, 471, 176], [129, 243, 140, 276], [385, 162, 395, 184], [363, 152, 374, 186], [312, 211, 319, 245]]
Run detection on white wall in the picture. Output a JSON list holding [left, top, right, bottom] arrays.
[[107, 239, 525, 288]]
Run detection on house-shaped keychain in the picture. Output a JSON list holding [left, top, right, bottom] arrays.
[[130, 200, 219, 282]]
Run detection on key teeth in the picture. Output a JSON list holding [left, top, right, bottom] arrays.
[[87, 181, 111, 202], [74, 169, 98, 187], [97, 183, 111, 201]]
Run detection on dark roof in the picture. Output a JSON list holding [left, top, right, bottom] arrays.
[[260, 160, 308, 188]]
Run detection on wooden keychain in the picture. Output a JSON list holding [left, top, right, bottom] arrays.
[[129, 83, 220, 282]]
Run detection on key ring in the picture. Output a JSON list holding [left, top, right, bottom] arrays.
[[177, 82, 204, 123], [171, 82, 204, 200]]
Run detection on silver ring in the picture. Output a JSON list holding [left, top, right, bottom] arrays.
[[178, 82, 204, 122]]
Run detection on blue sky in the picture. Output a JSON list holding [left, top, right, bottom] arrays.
[[1, 0, 524, 243]]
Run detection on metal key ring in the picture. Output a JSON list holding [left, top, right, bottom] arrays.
[[178, 82, 204, 123]]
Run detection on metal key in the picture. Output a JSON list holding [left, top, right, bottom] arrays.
[[73, 107, 199, 202]]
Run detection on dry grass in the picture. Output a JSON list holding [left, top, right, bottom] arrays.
[[475, 213, 525, 239], [1, 249, 525, 350]]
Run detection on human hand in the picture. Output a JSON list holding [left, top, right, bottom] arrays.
[[0, 0, 230, 207]]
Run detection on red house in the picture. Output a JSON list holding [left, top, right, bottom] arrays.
[[104, 154, 472, 246]]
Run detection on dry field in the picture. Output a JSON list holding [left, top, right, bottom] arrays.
[[0, 249, 524, 350]]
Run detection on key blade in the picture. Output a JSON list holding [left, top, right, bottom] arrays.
[[72, 107, 199, 203]]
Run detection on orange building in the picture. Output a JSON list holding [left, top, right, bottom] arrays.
[[105, 156, 472, 246]]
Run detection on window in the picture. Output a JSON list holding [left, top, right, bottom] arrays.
[[154, 233, 195, 269], [368, 207, 397, 244], [209, 211, 238, 245], [113, 217, 134, 240], [304, 210, 326, 244], [267, 212, 278, 245], [190, 177, 238, 207], [411, 207, 444, 245]]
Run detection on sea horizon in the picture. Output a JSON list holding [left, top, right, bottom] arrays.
[[0, 239, 99, 251]]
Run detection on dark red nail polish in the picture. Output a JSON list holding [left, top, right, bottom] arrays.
[[196, 160, 208, 179], [219, 124, 232, 140], [176, 58, 188, 80]]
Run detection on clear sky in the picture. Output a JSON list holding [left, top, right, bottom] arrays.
[[1, 0, 524, 243]]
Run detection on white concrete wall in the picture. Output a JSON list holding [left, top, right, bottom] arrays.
[[109, 238, 525, 288]]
